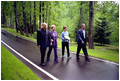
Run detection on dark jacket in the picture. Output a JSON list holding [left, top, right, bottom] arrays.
[[37, 28, 51, 48], [77, 28, 86, 45]]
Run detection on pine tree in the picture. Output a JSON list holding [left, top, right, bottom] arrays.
[[94, 17, 111, 45], [94, 2, 111, 45], [22, 1, 29, 37]]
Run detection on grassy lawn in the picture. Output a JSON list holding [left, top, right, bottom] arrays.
[[58, 38, 119, 63], [2, 28, 119, 63], [1, 45, 41, 80]]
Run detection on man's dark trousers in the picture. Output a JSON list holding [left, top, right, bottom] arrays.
[[40, 47, 46, 63], [76, 44, 89, 59]]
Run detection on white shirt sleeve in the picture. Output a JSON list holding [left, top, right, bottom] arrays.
[[83, 30, 85, 39]]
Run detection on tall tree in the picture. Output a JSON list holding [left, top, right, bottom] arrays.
[[47, 1, 53, 31], [30, 1, 32, 36], [22, 1, 29, 37], [94, 2, 111, 45], [39, 1, 41, 29], [42, 1, 44, 22], [14, 1, 24, 35], [34, 1, 36, 32], [1, 7, 4, 26], [1, 1, 8, 27], [94, 17, 111, 45], [88, 1, 94, 49], [46, 2, 50, 30], [13, 2, 18, 32]]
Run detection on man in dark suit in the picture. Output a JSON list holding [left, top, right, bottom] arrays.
[[76, 23, 90, 62], [37, 23, 52, 66]]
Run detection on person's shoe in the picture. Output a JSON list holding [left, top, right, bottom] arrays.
[[85, 58, 90, 62], [67, 56, 72, 59], [54, 60, 59, 63], [54, 58, 59, 63], [47, 58, 50, 61], [41, 63, 46, 67], [62, 55, 65, 58], [76, 57, 80, 60]]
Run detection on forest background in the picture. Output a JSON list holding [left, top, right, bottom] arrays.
[[1, 1, 119, 48]]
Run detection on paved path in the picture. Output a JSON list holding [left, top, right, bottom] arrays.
[[1, 29, 119, 80]]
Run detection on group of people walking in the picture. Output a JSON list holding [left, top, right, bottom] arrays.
[[37, 23, 90, 67]]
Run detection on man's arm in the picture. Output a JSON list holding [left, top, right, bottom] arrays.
[[37, 30, 41, 47], [77, 30, 84, 44], [60, 32, 65, 41], [48, 31, 52, 45]]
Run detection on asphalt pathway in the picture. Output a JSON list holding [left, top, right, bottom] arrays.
[[1, 29, 119, 80]]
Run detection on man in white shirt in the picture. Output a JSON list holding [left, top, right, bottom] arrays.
[[82, 29, 85, 39]]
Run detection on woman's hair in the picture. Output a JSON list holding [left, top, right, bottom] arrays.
[[51, 25, 56, 29], [63, 26, 67, 30]]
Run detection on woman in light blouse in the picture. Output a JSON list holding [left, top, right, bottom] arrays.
[[60, 26, 71, 58]]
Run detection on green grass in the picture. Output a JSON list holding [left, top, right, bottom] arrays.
[[2, 28, 36, 42], [1, 45, 41, 80], [69, 44, 119, 62], [2, 28, 119, 63]]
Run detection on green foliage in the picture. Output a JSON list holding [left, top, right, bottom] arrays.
[[1, 1, 119, 45], [93, 1, 119, 45], [34, 32, 37, 39], [94, 17, 111, 45]]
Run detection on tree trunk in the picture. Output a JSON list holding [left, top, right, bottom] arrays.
[[45, 2, 48, 23], [15, 18, 18, 32], [88, 1, 94, 49], [30, 1, 32, 36], [14, 1, 23, 34], [46, 2, 50, 30], [34, 1, 36, 32], [42, 1, 44, 22], [1, 10, 4, 26], [39, 1, 41, 29], [48, 2, 51, 31], [80, 2, 82, 16], [22, 1, 29, 37], [14, 4, 18, 33], [10, 13, 12, 28]]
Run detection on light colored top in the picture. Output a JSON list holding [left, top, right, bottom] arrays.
[[81, 28, 85, 39], [60, 31, 69, 42], [52, 31, 55, 37]]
